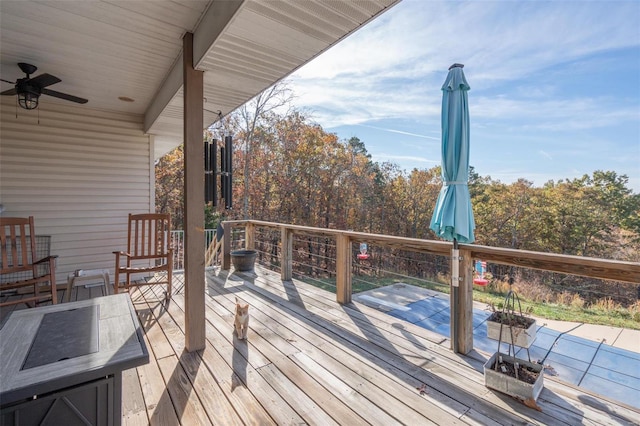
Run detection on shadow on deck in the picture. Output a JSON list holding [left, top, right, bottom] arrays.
[[2, 266, 639, 425]]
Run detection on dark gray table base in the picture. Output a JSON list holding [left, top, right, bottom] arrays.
[[1, 375, 119, 426]]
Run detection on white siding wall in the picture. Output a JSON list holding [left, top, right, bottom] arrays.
[[0, 98, 155, 285]]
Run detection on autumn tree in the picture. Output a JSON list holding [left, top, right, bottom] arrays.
[[539, 171, 638, 259], [154, 92, 639, 268], [341, 137, 389, 233], [472, 179, 543, 250], [155, 145, 184, 230]]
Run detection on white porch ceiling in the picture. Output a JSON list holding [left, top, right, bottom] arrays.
[[0, 0, 400, 159]]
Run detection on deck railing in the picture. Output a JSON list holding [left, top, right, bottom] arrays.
[[170, 229, 216, 271], [221, 219, 640, 354]]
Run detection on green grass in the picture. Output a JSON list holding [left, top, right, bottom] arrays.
[[472, 291, 640, 330], [297, 275, 640, 330]]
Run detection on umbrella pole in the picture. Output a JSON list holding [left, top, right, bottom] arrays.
[[452, 238, 459, 353]]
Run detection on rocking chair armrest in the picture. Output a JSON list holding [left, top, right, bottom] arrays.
[[33, 255, 59, 265], [113, 251, 133, 258]]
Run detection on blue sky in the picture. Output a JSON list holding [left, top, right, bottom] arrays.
[[286, 0, 640, 192]]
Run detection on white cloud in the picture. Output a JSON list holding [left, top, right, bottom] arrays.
[[539, 150, 553, 161], [372, 153, 439, 165], [287, 0, 640, 130], [472, 95, 639, 132], [283, 0, 640, 192], [357, 124, 439, 140]]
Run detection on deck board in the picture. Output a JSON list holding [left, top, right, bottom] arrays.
[[121, 367, 149, 426], [216, 272, 537, 425], [156, 355, 212, 426], [190, 288, 371, 425], [135, 331, 181, 425], [238, 268, 640, 425], [215, 286, 448, 423], [144, 285, 278, 426], [221, 274, 510, 418], [207, 275, 465, 425], [2, 267, 639, 426]]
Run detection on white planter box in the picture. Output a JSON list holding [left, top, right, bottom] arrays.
[[486, 313, 537, 348], [484, 352, 544, 401]]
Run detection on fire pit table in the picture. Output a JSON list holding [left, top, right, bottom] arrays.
[[0, 293, 148, 425]]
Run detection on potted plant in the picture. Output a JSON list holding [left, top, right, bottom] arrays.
[[484, 289, 544, 404], [230, 249, 257, 271], [484, 352, 544, 402], [486, 292, 537, 348]]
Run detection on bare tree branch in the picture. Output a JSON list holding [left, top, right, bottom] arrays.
[[237, 81, 293, 218]]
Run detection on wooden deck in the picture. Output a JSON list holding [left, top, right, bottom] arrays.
[[2, 266, 639, 425]]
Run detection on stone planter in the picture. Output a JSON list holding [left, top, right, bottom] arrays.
[[231, 249, 257, 271], [486, 312, 537, 348], [484, 352, 544, 401]]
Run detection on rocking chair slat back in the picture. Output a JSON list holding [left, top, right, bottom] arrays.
[[114, 213, 173, 298], [0, 216, 58, 307], [128, 215, 169, 259]]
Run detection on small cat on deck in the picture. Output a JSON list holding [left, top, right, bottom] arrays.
[[234, 297, 249, 340]]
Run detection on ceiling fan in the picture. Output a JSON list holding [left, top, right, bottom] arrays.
[[1, 62, 88, 110]]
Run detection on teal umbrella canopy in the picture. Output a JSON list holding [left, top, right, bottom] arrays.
[[430, 64, 475, 243]]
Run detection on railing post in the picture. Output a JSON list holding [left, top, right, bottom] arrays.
[[336, 233, 352, 304], [281, 227, 293, 281], [459, 248, 474, 353], [451, 248, 473, 354], [222, 221, 231, 270], [246, 222, 255, 250]]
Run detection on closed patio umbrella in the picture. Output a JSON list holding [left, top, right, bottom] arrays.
[[430, 63, 475, 244], [430, 63, 475, 352]]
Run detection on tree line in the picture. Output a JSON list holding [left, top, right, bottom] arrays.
[[156, 86, 640, 265]]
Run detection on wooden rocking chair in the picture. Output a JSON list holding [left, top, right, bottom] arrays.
[[0, 217, 58, 307], [113, 213, 173, 298]]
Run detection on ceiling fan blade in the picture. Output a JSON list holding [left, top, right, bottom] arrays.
[[28, 73, 62, 88], [1, 88, 18, 96], [42, 88, 88, 104], [1, 78, 16, 84]]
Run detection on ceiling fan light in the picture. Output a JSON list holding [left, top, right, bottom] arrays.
[[18, 92, 39, 110]]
